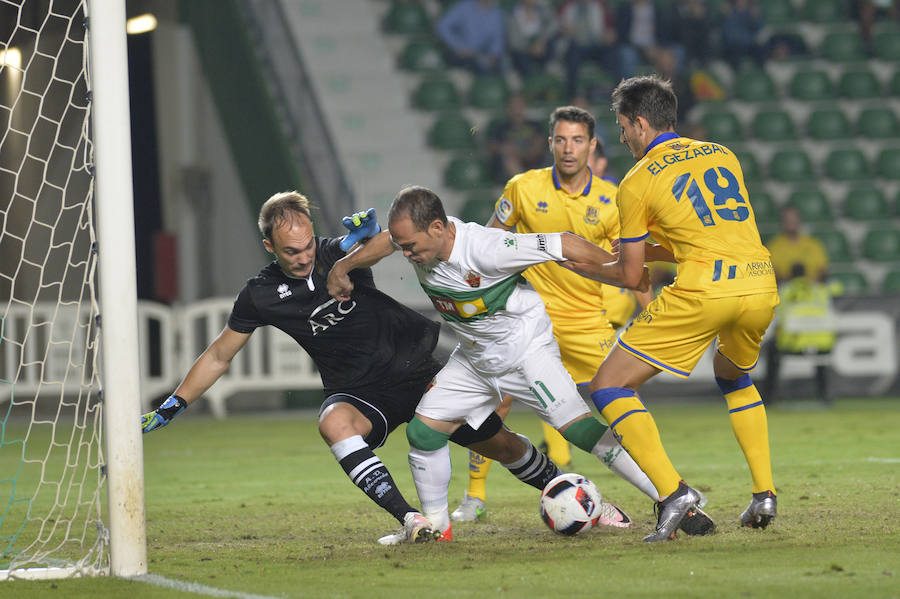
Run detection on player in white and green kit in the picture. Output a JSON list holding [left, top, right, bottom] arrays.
[[328, 185, 713, 539]]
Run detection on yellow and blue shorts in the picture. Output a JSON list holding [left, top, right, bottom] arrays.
[[618, 287, 779, 378], [548, 312, 618, 385]]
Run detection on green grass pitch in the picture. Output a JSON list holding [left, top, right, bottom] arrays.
[[6, 397, 900, 598]]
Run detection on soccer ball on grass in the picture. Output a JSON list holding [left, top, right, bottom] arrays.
[[539, 472, 603, 536]]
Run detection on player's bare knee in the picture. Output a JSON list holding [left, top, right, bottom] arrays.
[[318, 402, 369, 445]]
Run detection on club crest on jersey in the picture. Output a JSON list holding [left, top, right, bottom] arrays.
[[277, 283, 292, 299], [464, 270, 482, 288], [666, 141, 690, 150], [583, 206, 600, 225], [536, 201, 549, 214]]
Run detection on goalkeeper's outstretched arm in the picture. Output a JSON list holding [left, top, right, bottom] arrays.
[[141, 326, 251, 433]]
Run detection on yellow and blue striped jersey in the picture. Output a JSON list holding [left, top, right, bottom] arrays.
[[494, 166, 617, 316], [618, 133, 777, 297]]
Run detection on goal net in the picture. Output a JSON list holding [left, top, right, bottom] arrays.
[[0, 0, 108, 579]]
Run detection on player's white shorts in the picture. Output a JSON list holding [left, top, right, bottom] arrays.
[[416, 343, 591, 431]]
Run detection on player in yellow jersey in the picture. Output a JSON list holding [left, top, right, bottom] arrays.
[[562, 76, 778, 541], [452, 106, 716, 536]]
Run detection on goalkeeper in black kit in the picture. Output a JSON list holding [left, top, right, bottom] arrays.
[[141, 191, 563, 544]]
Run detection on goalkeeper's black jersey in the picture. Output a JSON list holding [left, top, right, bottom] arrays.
[[228, 236, 440, 394]]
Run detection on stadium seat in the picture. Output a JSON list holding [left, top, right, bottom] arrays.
[[857, 108, 900, 139], [824, 148, 869, 181], [468, 75, 508, 110], [892, 71, 900, 96], [789, 69, 834, 101], [398, 38, 446, 73], [769, 149, 814, 182], [803, 0, 848, 23], [412, 78, 460, 111], [444, 155, 491, 190], [751, 109, 796, 141], [460, 190, 498, 224], [843, 187, 889, 221], [759, 0, 795, 25], [882, 269, 900, 293], [786, 187, 831, 222], [382, 1, 430, 34], [811, 228, 853, 263], [427, 113, 476, 151], [521, 73, 566, 108], [820, 32, 866, 62], [700, 110, 743, 143], [750, 189, 779, 228], [838, 69, 882, 99], [862, 227, 900, 262], [828, 270, 869, 295], [873, 31, 900, 62], [734, 148, 763, 186], [609, 153, 637, 180], [735, 68, 776, 102], [806, 107, 851, 140], [876, 148, 900, 179]]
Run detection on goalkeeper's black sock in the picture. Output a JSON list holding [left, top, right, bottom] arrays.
[[501, 434, 561, 491], [330, 435, 416, 524]]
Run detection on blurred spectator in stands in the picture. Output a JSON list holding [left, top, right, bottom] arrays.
[[678, 0, 713, 68], [557, 0, 621, 99], [720, 0, 765, 70], [766, 205, 829, 283], [616, 0, 686, 77], [655, 47, 694, 124], [507, 0, 558, 78], [853, 0, 900, 48], [765, 31, 808, 61], [485, 93, 548, 185], [436, 0, 506, 74]]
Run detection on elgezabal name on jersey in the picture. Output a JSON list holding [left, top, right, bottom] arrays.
[[645, 143, 729, 176]]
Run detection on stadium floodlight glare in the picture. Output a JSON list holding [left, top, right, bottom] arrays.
[[0, 47, 22, 69], [126, 13, 157, 35]]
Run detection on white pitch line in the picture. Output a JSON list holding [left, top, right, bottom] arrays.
[[131, 573, 284, 599]]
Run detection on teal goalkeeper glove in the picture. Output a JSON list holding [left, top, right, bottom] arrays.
[[141, 394, 187, 433], [339, 208, 381, 251]]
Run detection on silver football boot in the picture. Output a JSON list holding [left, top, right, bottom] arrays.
[[644, 481, 708, 542], [740, 490, 777, 529]]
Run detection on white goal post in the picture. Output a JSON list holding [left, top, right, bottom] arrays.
[[0, 0, 145, 581]]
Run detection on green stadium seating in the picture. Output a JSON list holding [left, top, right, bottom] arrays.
[[759, 0, 795, 25], [828, 270, 869, 295], [892, 71, 900, 96], [824, 148, 869, 181], [444, 155, 491, 190], [806, 107, 851, 140], [382, 1, 430, 34], [468, 75, 508, 110], [770, 149, 814, 182], [609, 153, 637, 180], [750, 189, 779, 227], [787, 187, 831, 222], [460, 190, 498, 224], [751, 109, 796, 141], [820, 32, 866, 62], [838, 69, 882, 99], [882, 270, 900, 293], [398, 38, 445, 73], [521, 73, 566, 108], [873, 31, 900, 61], [412, 78, 460, 111], [812, 228, 853, 263], [735, 68, 776, 102], [862, 227, 900, 261], [700, 110, 743, 143], [856, 108, 900, 139], [803, 0, 848, 23], [576, 64, 615, 101], [427, 112, 476, 151], [843, 187, 889, 221], [876, 147, 900, 179], [734, 147, 763, 185], [789, 70, 834, 101]]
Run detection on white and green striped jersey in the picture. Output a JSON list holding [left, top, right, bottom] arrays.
[[412, 217, 565, 374]]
